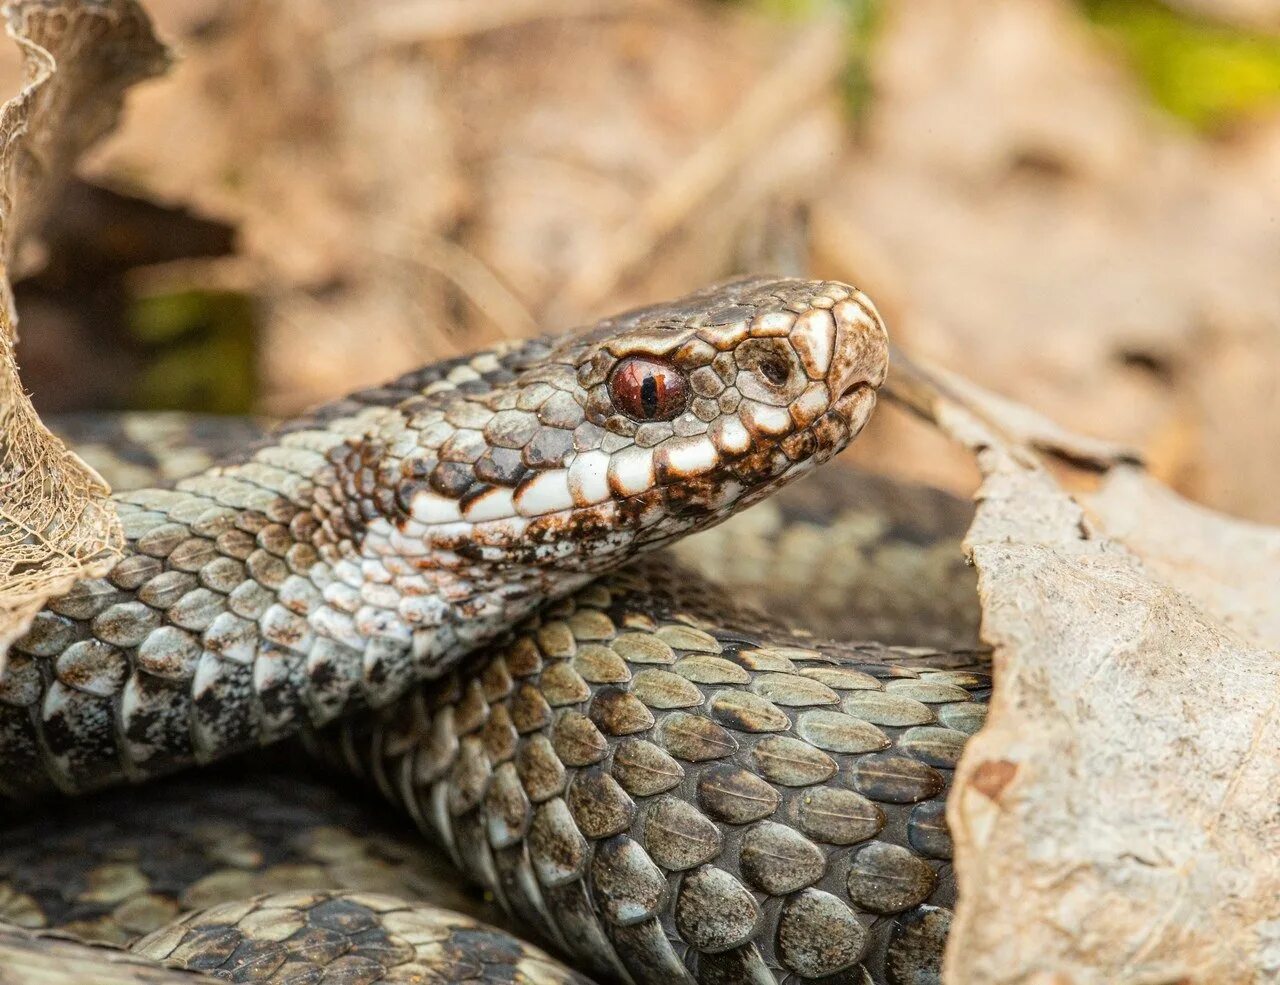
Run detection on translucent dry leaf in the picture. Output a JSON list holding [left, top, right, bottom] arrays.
[[889, 362, 1280, 983], [0, 0, 169, 664]]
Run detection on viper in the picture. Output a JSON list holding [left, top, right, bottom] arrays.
[[0, 278, 987, 984]]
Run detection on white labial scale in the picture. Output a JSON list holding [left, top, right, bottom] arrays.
[[39, 681, 73, 721], [782, 458, 818, 484], [568, 450, 611, 506], [464, 486, 516, 523], [790, 384, 830, 428], [189, 653, 230, 730], [410, 491, 462, 525], [305, 637, 363, 724], [362, 637, 416, 706], [655, 436, 718, 478], [117, 678, 150, 757], [741, 401, 793, 437], [711, 479, 745, 511], [607, 446, 655, 497], [515, 470, 574, 517], [416, 624, 459, 667], [253, 649, 304, 736], [710, 417, 751, 455]]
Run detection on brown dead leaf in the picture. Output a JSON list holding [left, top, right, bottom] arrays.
[[818, 0, 1280, 524], [81, 0, 844, 411], [890, 361, 1280, 983], [0, 0, 168, 662]]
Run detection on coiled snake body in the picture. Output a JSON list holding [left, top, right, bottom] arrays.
[[0, 279, 986, 984]]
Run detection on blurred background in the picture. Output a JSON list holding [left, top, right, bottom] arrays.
[[7, 0, 1280, 521]]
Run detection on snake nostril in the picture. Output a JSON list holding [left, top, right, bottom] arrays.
[[759, 355, 790, 386]]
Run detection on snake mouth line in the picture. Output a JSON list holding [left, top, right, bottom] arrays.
[[840, 379, 876, 400], [833, 379, 878, 421]]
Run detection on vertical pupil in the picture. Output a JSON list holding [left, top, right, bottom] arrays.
[[640, 372, 659, 418]]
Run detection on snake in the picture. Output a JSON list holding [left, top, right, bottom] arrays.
[[0, 277, 988, 984]]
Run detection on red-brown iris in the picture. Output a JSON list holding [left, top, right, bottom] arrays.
[[607, 357, 689, 422]]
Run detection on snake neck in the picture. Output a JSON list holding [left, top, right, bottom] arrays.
[[3, 415, 595, 800], [0, 277, 891, 800]]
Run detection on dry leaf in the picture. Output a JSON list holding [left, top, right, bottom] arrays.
[[889, 361, 1280, 983], [0, 0, 168, 663], [817, 0, 1280, 524], [1086, 466, 1280, 647], [82, 0, 844, 411]]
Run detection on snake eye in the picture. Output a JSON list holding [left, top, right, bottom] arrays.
[[608, 357, 689, 422]]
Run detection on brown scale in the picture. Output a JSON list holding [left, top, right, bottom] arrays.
[[132, 891, 595, 985], [0, 278, 957, 980], [0, 768, 505, 945], [311, 557, 990, 985]]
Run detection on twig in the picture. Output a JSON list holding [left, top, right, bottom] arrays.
[[346, 0, 646, 54], [551, 10, 850, 316]]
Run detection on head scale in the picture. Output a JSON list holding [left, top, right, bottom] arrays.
[[315, 277, 887, 668], [386, 277, 888, 570]]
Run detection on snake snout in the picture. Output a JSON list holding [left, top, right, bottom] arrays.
[[828, 289, 890, 399]]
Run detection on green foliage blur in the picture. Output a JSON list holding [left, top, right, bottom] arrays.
[[128, 290, 256, 414], [1083, 0, 1280, 129], [743, 0, 1280, 129]]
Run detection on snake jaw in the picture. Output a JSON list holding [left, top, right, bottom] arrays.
[[310, 279, 893, 682], [372, 278, 891, 571]]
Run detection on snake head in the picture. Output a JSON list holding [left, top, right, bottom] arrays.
[[381, 277, 888, 573], [305, 277, 888, 674]]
